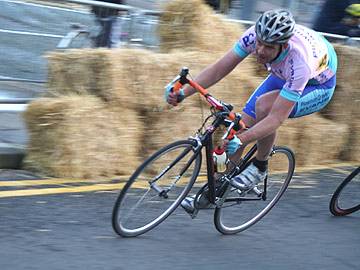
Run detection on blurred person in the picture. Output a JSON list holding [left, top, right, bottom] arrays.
[[342, 3, 360, 37], [91, 0, 124, 48], [313, 0, 359, 36], [205, 0, 220, 11], [205, 0, 231, 14], [165, 9, 338, 213]]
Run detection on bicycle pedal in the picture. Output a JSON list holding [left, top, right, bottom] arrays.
[[235, 186, 262, 197], [189, 209, 199, 219], [249, 186, 262, 197], [181, 205, 199, 219]]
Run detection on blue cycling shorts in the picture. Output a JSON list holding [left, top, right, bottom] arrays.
[[243, 74, 336, 119]]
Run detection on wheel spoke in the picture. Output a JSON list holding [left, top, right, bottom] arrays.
[[112, 140, 201, 237], [214, 146, 295, 235]]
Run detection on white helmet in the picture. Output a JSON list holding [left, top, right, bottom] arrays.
[[255, 9, 295, 44]]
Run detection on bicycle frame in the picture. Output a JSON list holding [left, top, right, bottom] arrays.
[[168, 67, 267, 207], [199, 123, 258, 205], [189, 120, 263, 206]]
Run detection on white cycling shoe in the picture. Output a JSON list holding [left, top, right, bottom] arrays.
[[181, 192, 211, 214], [231, 163, 267, 191]]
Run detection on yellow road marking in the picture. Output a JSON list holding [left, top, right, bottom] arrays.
[[0, 183, 125, 198], [0, 163, 356, 187], [0, 177, 129, 187], [0, 179, 94, 187], [0, 163, 357, 198], [0, 175, 207, 188]]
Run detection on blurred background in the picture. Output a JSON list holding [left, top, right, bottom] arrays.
[[0, 0, 358, 88], [0, 0, 359, 171]]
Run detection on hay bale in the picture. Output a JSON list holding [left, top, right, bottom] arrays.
[[46, 49, 214, 108], [158, 0, 245, 54], [112, 49, 260, 112], [140, 95, 203, 154], [320, 44, 360, 121], [45, 47, 262, 171], [23, 95, 142, 178], [319, 44, 360, 161], [47, 48, 259, 108], [277, 114, 349, 166], [339, 121, 360, 162], [110, 49, 219, 110], [46, 49, 113, 99]]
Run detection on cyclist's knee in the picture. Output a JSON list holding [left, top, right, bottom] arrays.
[[255, 92, 278, 120], [255, 99, 271, 121], [241, 112, 256, 128]]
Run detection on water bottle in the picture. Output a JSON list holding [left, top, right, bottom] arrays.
[[213, 146, 228, 173]]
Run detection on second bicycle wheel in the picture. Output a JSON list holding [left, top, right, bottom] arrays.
[[214, 146, 295, 235], [112, 140, 201, 237], [329, 166, 360, 216]]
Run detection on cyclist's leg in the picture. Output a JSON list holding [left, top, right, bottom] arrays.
[[251, 77, 336, 162], [229, 74, 285, 163], [254, 90, 283, 160], [240, 74, 336, 160]]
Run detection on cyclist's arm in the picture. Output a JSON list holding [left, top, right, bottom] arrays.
[[182, 49, 245, 98]]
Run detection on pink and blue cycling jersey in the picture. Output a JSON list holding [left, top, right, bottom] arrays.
[[233, 25, 338, 103]]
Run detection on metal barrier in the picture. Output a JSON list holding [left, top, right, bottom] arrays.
[[0, 75, 46, 84], [64, 0, 161, 15]]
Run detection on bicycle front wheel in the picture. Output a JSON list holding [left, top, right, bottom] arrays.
[[112, 140, 202, 237], [214, 146, 295, 235], [329, 166, 360, 216]]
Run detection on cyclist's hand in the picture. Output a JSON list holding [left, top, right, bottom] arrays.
[[164, 83, 185, 106], [224, 136, 241, 155]]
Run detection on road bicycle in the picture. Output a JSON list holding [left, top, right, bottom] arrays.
[[329, 166, 360, 216], [112, 67, 295, 237]]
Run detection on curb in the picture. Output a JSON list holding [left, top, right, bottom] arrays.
[[0, 143, 26, 169]]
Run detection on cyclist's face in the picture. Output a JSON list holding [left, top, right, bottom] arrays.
[[255, 39, 282, 64]]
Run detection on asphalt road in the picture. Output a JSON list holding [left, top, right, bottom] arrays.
[[0, 165, 359, 270]]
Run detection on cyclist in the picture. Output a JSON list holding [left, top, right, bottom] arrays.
[[165, 9, 338, 212]]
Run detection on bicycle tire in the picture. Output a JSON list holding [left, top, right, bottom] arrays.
[[329, 166, 360, 216], [214, 146, 295, 235], [112, 139, 202, 237]]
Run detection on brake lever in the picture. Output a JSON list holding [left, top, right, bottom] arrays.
[[166, 67, 190, 92], [222, 122, 235, 140], [169, 75, 181, 85], [221, 113, 243, 140]]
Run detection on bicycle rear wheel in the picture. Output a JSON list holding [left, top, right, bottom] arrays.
[[214, 146, 295, 235], [329, 166, 360, 216], [112, 140, 201, 237]]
